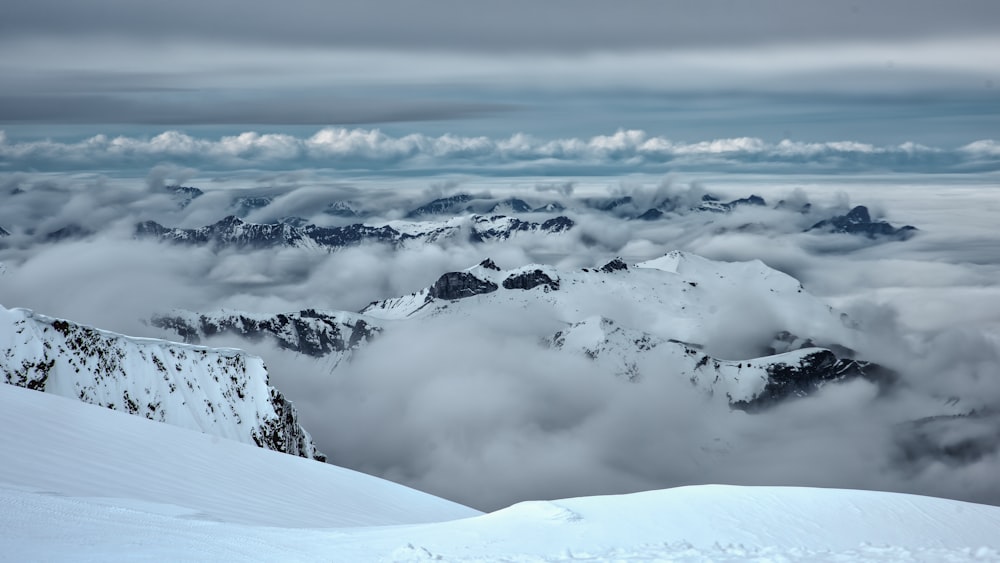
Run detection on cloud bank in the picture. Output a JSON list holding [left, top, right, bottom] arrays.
[[2, 170, 1000, 511], [3, 129, 998, 174]]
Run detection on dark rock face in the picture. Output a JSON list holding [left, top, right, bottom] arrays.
[[428, 272, 498, 300], [600, 258, 628, 273], [540, 216, 575, 232], [137, 214, 572, 251], [233, 196, 273, 217], [406, 194, 474, 217], [699, 194, 768, 213], [257, 387, 326, 462], [591, 196, 633, 212], [732, 350, 890, 411], [302, 223, 404, 247], [893, 410, 1000, 470], [0, 226, 10, 237], [468, 217, 536, 242], [533, 202, 566, 213], [502, 269, 560, 291], [323, 201, 360, 217], [45, 224, 93, 242], [809, 205, 917, 239], [151, 309, 380, 358], [168, 185, 204, 208], [489, 198, 533, 213], [3, 308, 325, 461], [636, 208, 664, 221], [479, 258, 501, 271]]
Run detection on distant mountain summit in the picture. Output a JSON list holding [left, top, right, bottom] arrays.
[[136, 213, 575, 251], [808, 205, 917, 239]]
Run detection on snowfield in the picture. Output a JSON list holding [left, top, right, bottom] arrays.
[[2, 383, 999, 562]]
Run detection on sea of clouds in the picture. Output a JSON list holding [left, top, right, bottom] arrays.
[[2, 165, 999, 511]]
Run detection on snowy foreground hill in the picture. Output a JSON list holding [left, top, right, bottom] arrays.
[[2, 383, 999, 561]]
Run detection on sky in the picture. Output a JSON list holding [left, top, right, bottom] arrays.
[[1, 0, 998, 150]]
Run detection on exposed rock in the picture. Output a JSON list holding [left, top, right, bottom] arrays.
[[636, 208, 664, 221], [533, 202, 566, 213], [502, 270, 560, 291], [406, 194, 474, 218], [808, 206, 917, 239], [428, 272, 498, 300], [479, 258, 501, 271], [167, 185, 204, 208], [600, 258, 628, 273], [1, 305, 324, 461], [45, 224, 93, 242], [151, 309, 380, 358], [731, 350, 890, 411], [540, 216, 575, 232], [488, 198, 533, 214], [893, 410, 1000, 470], [233, 196, 273, 217]]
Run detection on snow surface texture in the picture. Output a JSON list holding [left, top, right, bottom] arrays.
[[0, 304, 324, 460], [0, 383, 997, 561]]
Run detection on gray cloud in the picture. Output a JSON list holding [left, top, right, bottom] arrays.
[[2, 128, 997, 174], [4, 1, 998, 52]]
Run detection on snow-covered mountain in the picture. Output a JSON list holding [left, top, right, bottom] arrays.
[[363, 251, 850, 344], [548, 315, 884, 409], [155, 252, 881, 410], [0, 304, 324, 460], [2, 382, 998, 561], [151, 308, 379, 366], [135, 213, 575, 250]]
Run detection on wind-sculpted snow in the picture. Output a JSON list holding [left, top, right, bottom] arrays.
[[135, 213, 575, 251], [0, 305, 324, 460]]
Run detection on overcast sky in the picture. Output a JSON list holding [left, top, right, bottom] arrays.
[[4, 0, 999, 51], [2, 1, 998, 144]]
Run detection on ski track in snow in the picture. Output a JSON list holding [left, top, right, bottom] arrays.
[[2, 384, 999, 562]]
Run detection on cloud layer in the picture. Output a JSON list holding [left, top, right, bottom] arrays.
[[2, 170, 1000, 511], [3, 129, 998, 174]]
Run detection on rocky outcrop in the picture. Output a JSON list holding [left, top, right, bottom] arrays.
[[151, 309, 380, 358], [600, 258, 628, 273], [808, 206, 917, 239], [540, 216, 575, 232], [893, 410, 1000, 470], [137, 214, 574, 251], [502, 270, 560, 291], [0, 305, 325, 461], [428, 272, 499, 300], [406, 194, 475, 218], [731, 350, 889, 411]]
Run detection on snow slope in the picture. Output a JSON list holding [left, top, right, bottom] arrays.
[[1, 384, 999, 561], [0, 383, 478, 529], [0, 304, 323, 459]]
